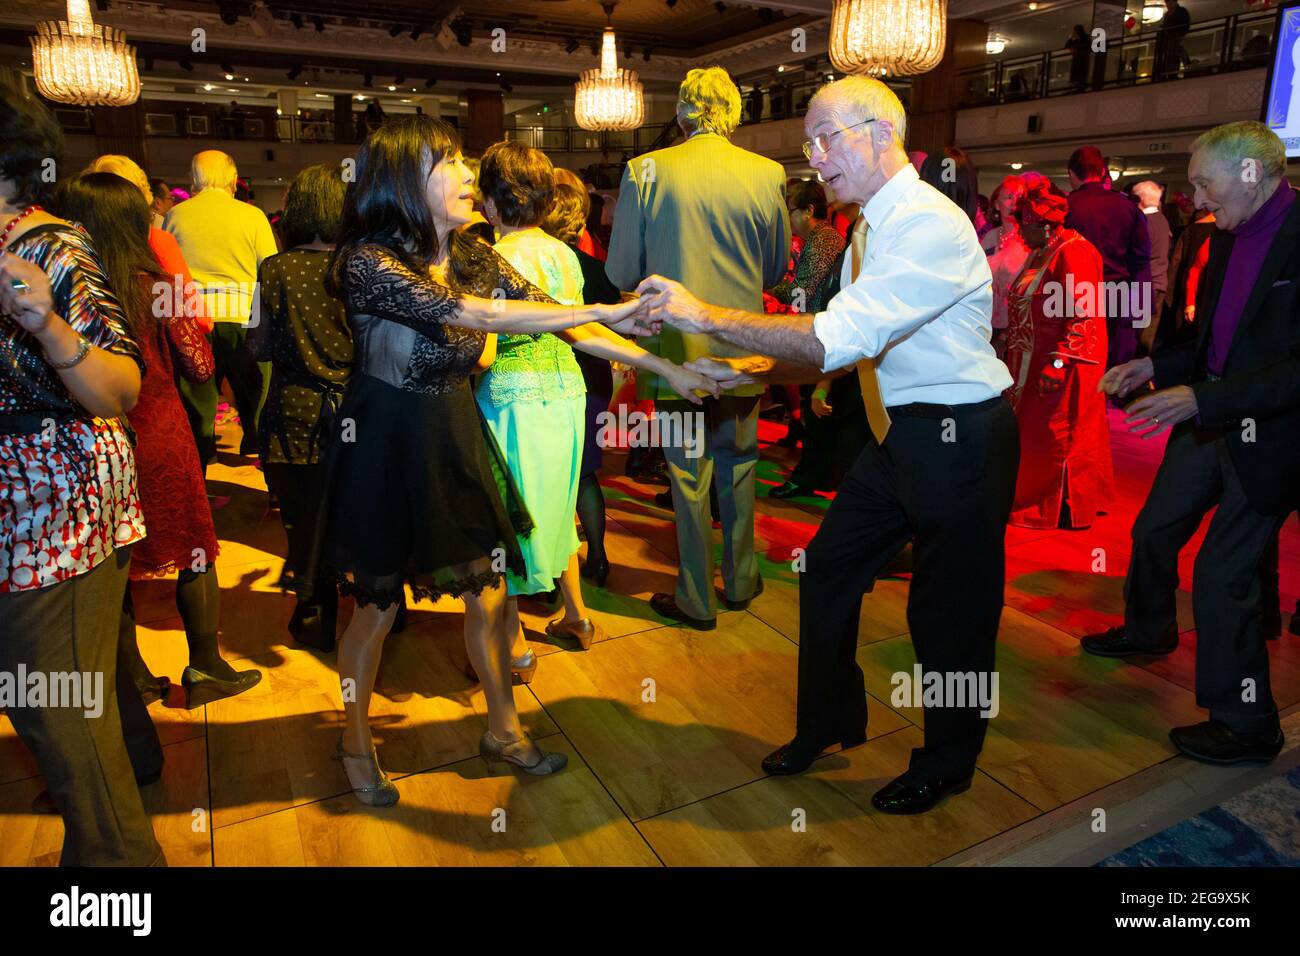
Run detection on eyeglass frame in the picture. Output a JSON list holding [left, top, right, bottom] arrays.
[[802, 118, 876, 161]]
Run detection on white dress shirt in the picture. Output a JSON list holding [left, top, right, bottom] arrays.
[[812, 164, 1012, 406]]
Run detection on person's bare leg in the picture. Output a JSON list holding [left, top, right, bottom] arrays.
[[503, 596, 528, 659], [338, 601, 397, 756], [464, 580, 525, 742], [557, 553, 589, 624]]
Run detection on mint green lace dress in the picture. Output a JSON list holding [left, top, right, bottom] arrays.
[[479, 228, 587, 595]]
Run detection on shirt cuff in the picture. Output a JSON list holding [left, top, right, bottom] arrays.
[[812, 310, 854, 374]]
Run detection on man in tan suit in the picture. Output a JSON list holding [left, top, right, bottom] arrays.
[[607, 67, 791, 629]]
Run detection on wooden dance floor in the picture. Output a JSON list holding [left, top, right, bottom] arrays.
[[2, 407, 1298, 866]]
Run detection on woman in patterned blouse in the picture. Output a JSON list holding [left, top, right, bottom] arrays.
[[0, 91, 162, 865]]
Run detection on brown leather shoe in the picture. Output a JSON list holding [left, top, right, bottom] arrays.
[[545, 616, 602, 650]]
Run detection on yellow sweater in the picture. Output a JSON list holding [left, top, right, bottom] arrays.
[[162, 188, 279, 325]]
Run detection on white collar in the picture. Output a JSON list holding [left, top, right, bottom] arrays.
[[861, 163, 918, 232]]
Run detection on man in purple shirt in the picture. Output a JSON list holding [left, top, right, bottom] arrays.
[[1084, 121, 1300, 766]]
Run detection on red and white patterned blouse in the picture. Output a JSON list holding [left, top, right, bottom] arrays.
[[0, 222, 147, 592]]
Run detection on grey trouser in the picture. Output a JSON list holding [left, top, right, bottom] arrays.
[[0, 547, 164, 866], [658, 395, 761, 620]]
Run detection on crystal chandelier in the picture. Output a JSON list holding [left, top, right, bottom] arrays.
[[30, 0, 141, 107], [574, 5, 644, 132], [828, 0, 947, 78]]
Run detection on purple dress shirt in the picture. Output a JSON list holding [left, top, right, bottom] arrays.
[[1206, 181, 1297, 375]]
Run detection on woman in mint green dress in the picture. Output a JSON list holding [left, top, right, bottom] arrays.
[[474, 142, 714, 681]]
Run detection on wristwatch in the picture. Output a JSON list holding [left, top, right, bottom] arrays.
[[1051, 358, 1066, 370]]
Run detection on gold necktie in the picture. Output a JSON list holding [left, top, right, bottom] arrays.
[[850, 214, 892, 444]]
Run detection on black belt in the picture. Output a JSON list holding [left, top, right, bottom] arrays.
[[885, 395, 1004, 419]]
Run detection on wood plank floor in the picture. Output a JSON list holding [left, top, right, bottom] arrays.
[[2, 404, 1297, 866]]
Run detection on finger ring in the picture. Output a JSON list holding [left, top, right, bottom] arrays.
[[1153, 416, 1160, 423], [9, 278, 31, 293]]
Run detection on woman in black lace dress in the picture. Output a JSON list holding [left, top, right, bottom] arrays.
[[322, 116, 654, 804]]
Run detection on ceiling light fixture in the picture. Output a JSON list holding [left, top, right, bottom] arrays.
[[829, 0, 946, 77], [574, 2, 644, 131], [30, 1, 143, 105]]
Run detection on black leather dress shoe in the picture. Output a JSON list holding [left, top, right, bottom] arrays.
[[182, 665, 263, 708], [1081, 624, 1178, 658], [761, 730, 867, 775], [870, 771, 974, 815], [649, 593, 716, 631], [769, 481, 815, 500], [1169, 720, 1284, 766], [717, 575, 763, 611]]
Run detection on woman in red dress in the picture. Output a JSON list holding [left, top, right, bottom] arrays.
[[1004, 178, 1114, 530], [54, 172, 262, 708]]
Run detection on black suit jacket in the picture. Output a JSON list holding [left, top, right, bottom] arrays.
[[1150, 190, 1300, 515], [1066, 182, 1153, 287]]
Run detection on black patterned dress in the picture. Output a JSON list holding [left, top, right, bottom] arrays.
[[319, 236, 542, 609]]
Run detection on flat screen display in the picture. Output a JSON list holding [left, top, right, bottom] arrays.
[[1264, 1, 1300, 158]]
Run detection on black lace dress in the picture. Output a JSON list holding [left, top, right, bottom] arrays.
[[316, 235, 546, 610]]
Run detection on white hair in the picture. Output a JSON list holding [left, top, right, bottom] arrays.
[[191, 150, 238, 192], [1131, 180, 1163, 206], [1191, 121, 1285, 185], [808, 76, 907, 149]]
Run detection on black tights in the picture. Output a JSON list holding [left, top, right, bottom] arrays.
[[119, 566, 235, 686], [576, 472, 607, 567]]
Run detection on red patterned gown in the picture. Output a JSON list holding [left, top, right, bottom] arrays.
[[1004, 230, 1114, 529], [126, 274, 220, 578]]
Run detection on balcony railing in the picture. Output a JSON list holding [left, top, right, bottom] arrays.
[[958, 10, 1277, 107], [502, 124, 666, 154]]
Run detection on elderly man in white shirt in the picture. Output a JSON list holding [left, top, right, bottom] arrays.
[[636, 76, 1019, 815]]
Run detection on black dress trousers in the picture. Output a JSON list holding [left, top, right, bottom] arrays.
[[1123, 422, 1284, 732], [796, 395, 1020, 780]]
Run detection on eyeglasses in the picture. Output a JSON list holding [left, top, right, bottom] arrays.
[[802, 118, 875, 160]]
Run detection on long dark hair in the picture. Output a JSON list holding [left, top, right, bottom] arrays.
[[53, 171, 163, 336], [327, 115, 480, 298], [0, 89, 64, 208], [919, 146, 980, 225]]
